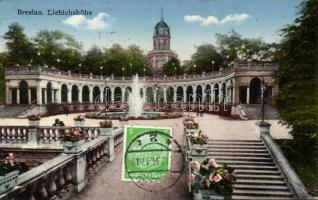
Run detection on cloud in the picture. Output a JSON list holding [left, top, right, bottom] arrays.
[[62, 12, 114, 30], [184, 13, 250, 26]]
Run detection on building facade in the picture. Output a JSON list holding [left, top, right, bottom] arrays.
[[146, 13, 178, 74]]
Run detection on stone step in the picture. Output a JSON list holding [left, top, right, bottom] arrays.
[[231, 195, 293, 200], [208, 140, 261, 143], [212, 156, 273, 162], [218, 160, 275, 166], [236, 174, 284, 180], [207, 141, 264, 146], [233, 189, 292, 197], [207, 145, 267, 150], [207, 152, 270, 157], [225, 164, 278, 171], [233, 184, 289, 191], [235, 169, 281, 175], [235, 179, 286, 186], [207, 149, 269, 153]]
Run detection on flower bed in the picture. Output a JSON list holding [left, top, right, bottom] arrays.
[[63, 128, 84, 154], [0, 153, 22, 194], [27, 115, 41, 126], [187, 132, 209, 157], [99, 120, 113, 136], [188, 158, 236, 199]]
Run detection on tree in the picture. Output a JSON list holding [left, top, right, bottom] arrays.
[[126, 45, 150, 76], [4, 23, 33, 66], [189, 44, 223, 73], [162, 57, 182, 76], [82, 46, 104, 75], [276, 0, 318, 153]]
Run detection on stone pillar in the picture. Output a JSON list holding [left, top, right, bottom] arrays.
[[183, 87, 187, 103], [193, 88, 197, 103], [246, 86, 250, 104], [37, 86, 42, 105], [56, 89, 61, 103], [163, 88, 167, 103], [5, 86, 10, 104], [173, 88, 177, 102], [153, 90, 157, 103], [111, 87, 115, 102], [28, 127, 38, 145], [78, 87, 83, 103], [218, 86, 222, 104], [71, 154, 87, 192], [67, 87, 72, 103], [28, 88, 32, 104], [108, 136, 115, 162], [89, 86, 93, 103], [257, 121, 271, 138], [121, 87, 124, 102], [43, 89, 47, 104], [17, 88, 20, 104], [100, 87, 104, 103]]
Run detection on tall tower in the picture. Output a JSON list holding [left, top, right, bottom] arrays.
[[146, 8, 177, 74]]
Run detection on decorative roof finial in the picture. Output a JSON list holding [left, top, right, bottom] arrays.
[[161, 7, 164, 21]]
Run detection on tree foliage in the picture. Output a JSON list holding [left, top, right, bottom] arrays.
[[162, 57, 182, 75], [276, 0, 318, 156]]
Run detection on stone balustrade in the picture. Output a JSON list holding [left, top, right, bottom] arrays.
[[0, 126, 29, 144], [0, 128, 124, 200]]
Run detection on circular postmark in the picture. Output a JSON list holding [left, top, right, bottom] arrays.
[[124, 130, 185, 192]]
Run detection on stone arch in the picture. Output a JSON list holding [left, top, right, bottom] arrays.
[[166, 86, 174, 103], [176, 86, 183, 101], [214, 84, 219, 103], [61, 84, 68, 103], [19, 80, 28, 104], [205, 84, 211, 103], [196, 85, 203, 102], [47, 82, 53, 104], [124, 87, 132, 102], [104, 86, 111, 102], [93, 86, 101, 102], [114, 87, 122, 101], [145, 87, 154, 102], [82, 85, 90, 103], [250, 77, 262, 104], [186, 85, 193, 103], [71, 85, 79, 102], [156, 87, 164, 103]]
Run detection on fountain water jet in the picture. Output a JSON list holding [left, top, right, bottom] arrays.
[[128, 74, 143, 117]]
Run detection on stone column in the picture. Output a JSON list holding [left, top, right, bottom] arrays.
[[56, 89, 61, 103], [28, 127, 38, 145], [78, 87, 83, 103], [183, 87, 187, 103], [218, 86, 222, 104], [193, 87, 197, 103], [5, 86, 10, 104], [37, 86, 42, 105], [17, 88, 20, 104], [71, 154, 87, 192], [28, 88, 32, 104], [67, 86, 72, 103], [153, 89, 157, 103], [163, 88, 167, 103], [173, 88, 177, 102], [111, 87, 115, 102], [246, 86, 250, 104], [121, 87, 124, 102], [100, 87, 104, 103], [43, 89, 47, 104], [89, 86, 93, 103], [108, 136, 115, 161]]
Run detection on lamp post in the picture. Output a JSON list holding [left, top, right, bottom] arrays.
[[78, 63, 82, 76], [122, 67, 125, 77], [211, 60, 215, 74], [143, 67, 146, 78], [129, 63, 132, 77], [193, 64, 196, 74], [100, 66, 103, 79]]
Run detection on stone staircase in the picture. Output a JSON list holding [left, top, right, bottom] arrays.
[[241, 104, 279, 120], [207, 139, 295, 200], [0, 105, 31, 118]]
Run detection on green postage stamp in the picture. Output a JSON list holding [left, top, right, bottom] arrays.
[[122, 125, 172, 182]]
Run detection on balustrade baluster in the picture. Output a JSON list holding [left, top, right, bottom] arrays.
[[92, 150, 97, 163], [65, 166, 73, 190], [43, 129, 48, 143], [17, 128, 21, 141], [39, 182, 48, 199], [23, 128, 27, 141], [48, 175, 57, 197]]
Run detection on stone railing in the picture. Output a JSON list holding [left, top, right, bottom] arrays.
[[0, 125, 122, 150], [258, 122, 310, 199], [0, 128, 124, 200], [5, 62, 278, 83]]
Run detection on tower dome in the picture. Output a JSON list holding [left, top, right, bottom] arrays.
[[154, 19, 170, 38]]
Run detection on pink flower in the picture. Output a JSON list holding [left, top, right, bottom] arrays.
[[191, 161, 200, 171], [211, 174, 223, 182], [208, 158, 218, 167]]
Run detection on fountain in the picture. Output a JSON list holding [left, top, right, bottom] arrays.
[[128, 74, 143, 117]]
